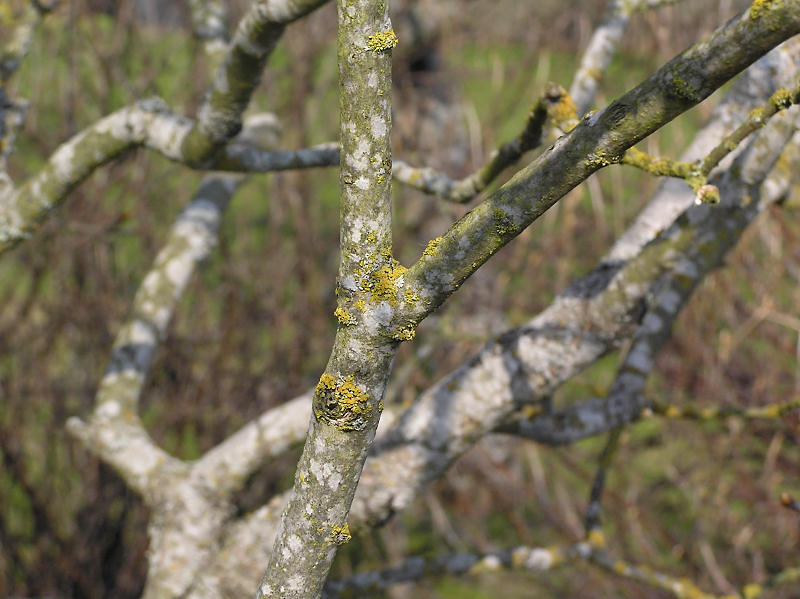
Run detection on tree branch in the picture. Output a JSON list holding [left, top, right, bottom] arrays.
[[569, 0, 683, 117], [181, 50, 800, 599], [179, 0, 331, 165], [392, 83, 578, 203], [0, 102, 336, 255], [255, 1, 399, 597], [507, 108, 800, 446], [400, 2, 800, 323]]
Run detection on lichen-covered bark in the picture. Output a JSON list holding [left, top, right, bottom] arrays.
[[13, 3, 798, 597], [0, 102, 333, 255], [605, 39, 800, 263], [65, 172, 245, 598], [176, 44, 800, 598], [509, 105, 800, 445], [65, 113, 284, 598], [254, 1, 398, 597], [179, 0, 331, 164], [401, 1, 800, 322]]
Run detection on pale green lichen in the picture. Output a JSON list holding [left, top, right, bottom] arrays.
[[585, 151, 614, 169], [670, 75, 699, 102], [366, 29, 398, 52], [493, 207, 520, 236]]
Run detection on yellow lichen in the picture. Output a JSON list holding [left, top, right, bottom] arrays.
[[334, 307, 356, 326], [316, 373, 336, 395], [404, 289, 420, 304], [392, 324, 416, 341], [743, 583, 763, 598], [548, 93, 578, 131], [756, 403, 781, 418], [361, 259, 407, 304], [586, 528, 606, 548], [423, 236, 442, 257], [366, 29, 398, 52], [749, 0, 778, 19], [354, 299, 366, 312], [330, 523, 352, 545], [315, 373, 373, 430], [336, 376, 371, 415], [771, 87, 794, 110]]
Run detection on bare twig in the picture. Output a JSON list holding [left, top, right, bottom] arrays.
[[393, 83, 577, 203]]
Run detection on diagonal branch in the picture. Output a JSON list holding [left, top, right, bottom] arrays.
[[392, 0, 677, 205], [399, 2, 800, 325], [182, 48, 800, 599], [507, 109, 800, 446]]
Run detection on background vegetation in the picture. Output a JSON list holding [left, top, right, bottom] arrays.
[[0, 0, 798, 596]]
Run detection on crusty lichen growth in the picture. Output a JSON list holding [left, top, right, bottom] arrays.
[[493, 207, 520, 236], [423, 236, 442, 257], [330, 523, 352, 545], [357, 257, 407, 305], [391, 324, 416, 341], [546, 92, 579, 132], [749, 0, 779, 19], [334, 306, 356, 326], [770, 87, 794, 109], [670, 74, 699, 102], [366, 29, 398, 52], [314, 372, 373, 430]]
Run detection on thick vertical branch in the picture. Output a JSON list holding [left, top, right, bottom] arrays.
[[255, 1, 397, 598]]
